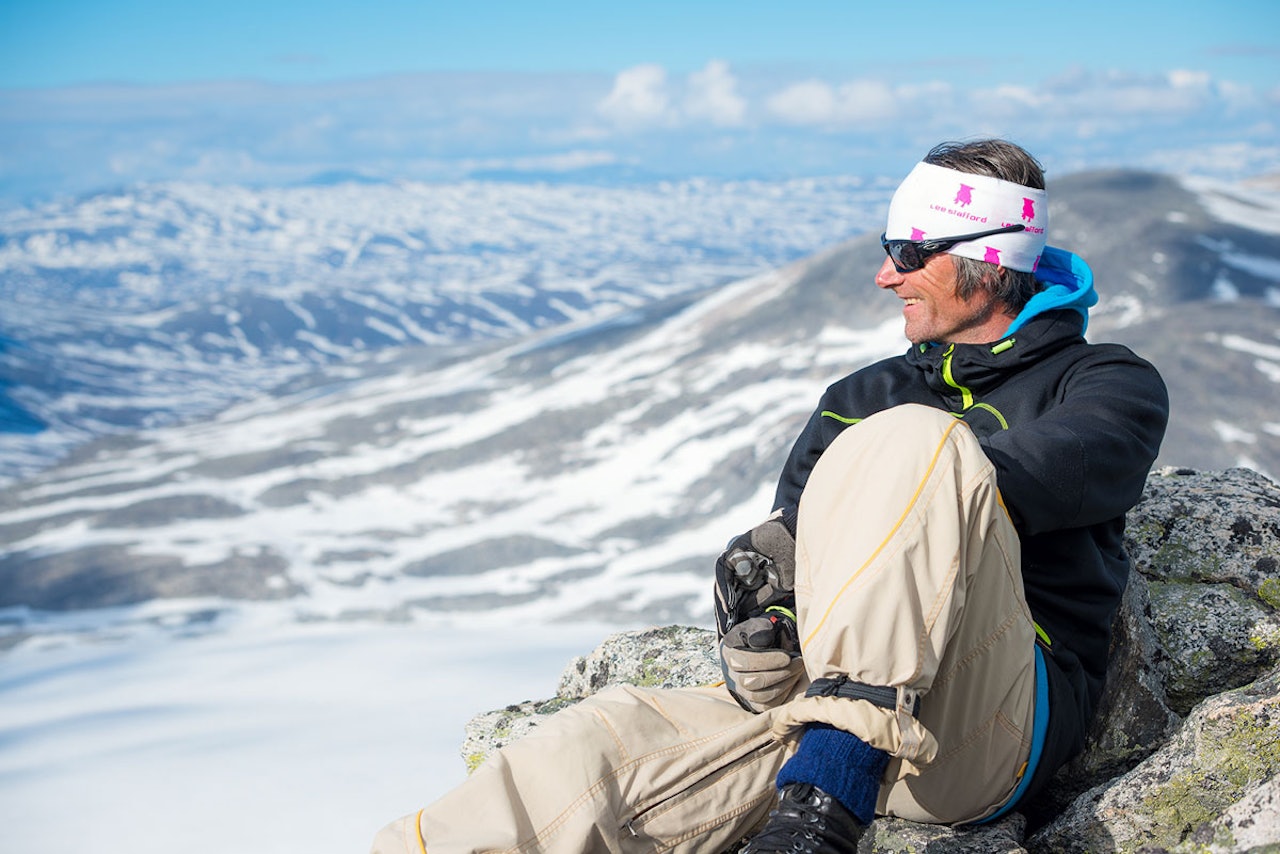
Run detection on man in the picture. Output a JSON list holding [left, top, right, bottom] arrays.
[[371, 139, 1168, 853]]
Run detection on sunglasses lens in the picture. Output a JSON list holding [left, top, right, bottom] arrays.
[[895, 245, 922, 271], [882, 241, 923, 272], [880, 233, 942, 273]]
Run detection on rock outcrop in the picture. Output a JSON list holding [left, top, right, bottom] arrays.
[[461, 468, 1280, 852]]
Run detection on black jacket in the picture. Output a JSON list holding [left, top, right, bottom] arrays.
[[773, 309, 1169, 788]]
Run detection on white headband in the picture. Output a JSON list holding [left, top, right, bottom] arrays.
[[885, 162, 1048, 272]]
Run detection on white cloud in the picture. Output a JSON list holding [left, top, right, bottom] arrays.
[[1169, 69, 1212, 90], [1037, 68, 1226, 118], [683, 60, 746, 127], [598, 64, 671, 127], [766, 79, 838, 125], [989, 85, 1043, 108], [833, 80, 896, 123], [598, 61, 747, 129], [765, 78, 897, 126]]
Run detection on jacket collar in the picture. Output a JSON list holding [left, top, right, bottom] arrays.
[[905, 310, 1086, 401]]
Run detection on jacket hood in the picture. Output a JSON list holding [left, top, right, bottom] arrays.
[[1003, 246, 1098, 337]]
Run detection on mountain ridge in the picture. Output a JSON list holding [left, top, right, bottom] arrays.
[[0, 168, 1277, 649]]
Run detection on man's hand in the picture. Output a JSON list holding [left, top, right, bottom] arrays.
[[720, 611, 803, 713], [713, 514, 797, 636]]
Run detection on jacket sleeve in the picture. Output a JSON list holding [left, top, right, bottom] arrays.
[[978, 349, 1169, 535], [772, 403, 830, 514]]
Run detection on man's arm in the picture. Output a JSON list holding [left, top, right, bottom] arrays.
[[772, 398, 841, 515], [978, 350, 1169, 535]]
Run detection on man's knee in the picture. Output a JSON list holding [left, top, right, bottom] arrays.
[[804, 405, 991, 511], [852, 404, 971, 449]]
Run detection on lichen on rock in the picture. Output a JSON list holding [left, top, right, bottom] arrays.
[[1029, 666, 1280, 853], [1147, 579, 1280, 714]]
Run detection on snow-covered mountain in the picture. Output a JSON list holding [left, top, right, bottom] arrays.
[[0, 177, 894, 484], [1, 169, 1278, 651]]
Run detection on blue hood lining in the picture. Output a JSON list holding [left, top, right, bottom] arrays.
[[1003, 246, 1098, 337]]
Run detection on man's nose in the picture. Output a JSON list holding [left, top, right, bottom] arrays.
[[874, 256, 903, 289]]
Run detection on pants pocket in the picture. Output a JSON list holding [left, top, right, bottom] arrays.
[[621, 729, 784, 853]]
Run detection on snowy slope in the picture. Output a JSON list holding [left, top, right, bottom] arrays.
[[0, 177, 894, 484], [0, 246, 905, 640]]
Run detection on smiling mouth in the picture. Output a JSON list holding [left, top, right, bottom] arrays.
[[903, 298, 922, 306]]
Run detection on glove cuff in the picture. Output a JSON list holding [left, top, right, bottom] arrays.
[[778, 505, 798, 538]]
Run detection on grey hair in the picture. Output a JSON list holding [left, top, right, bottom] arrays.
[[922, 140, 1045, 312]]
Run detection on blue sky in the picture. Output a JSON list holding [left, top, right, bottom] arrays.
[[3, 1, 1277, 88], [1, 1, 1278, 202]]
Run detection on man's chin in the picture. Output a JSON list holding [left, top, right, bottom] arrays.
[[903, 325, 931, 346]]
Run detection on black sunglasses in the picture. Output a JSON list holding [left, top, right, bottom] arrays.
[[880, 224, 1027, 273]]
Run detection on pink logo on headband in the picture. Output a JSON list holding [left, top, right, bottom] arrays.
[[984, 246, 1002, 265], [955, 184, 974, 207], [1022, 198, 1036, 222], [910, 227, 926, 240]]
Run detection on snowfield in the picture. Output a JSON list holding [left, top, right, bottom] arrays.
[[0, 617, 635, 853]]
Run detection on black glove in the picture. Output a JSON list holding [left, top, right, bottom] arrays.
[[720, 609, 803, 713], [714, 511, 797, 637]]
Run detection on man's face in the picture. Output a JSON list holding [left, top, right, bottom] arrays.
[[874, 253, 1010, 345]]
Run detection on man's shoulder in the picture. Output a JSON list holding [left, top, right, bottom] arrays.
[[1066, 337, 1164, 377], [1010, 314, 1161, 378]]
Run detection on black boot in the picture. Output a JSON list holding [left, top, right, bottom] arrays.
[[740, 783, 866, 854]]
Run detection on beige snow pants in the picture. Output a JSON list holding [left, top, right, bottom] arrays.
[[372, 404, 1039, 853]]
